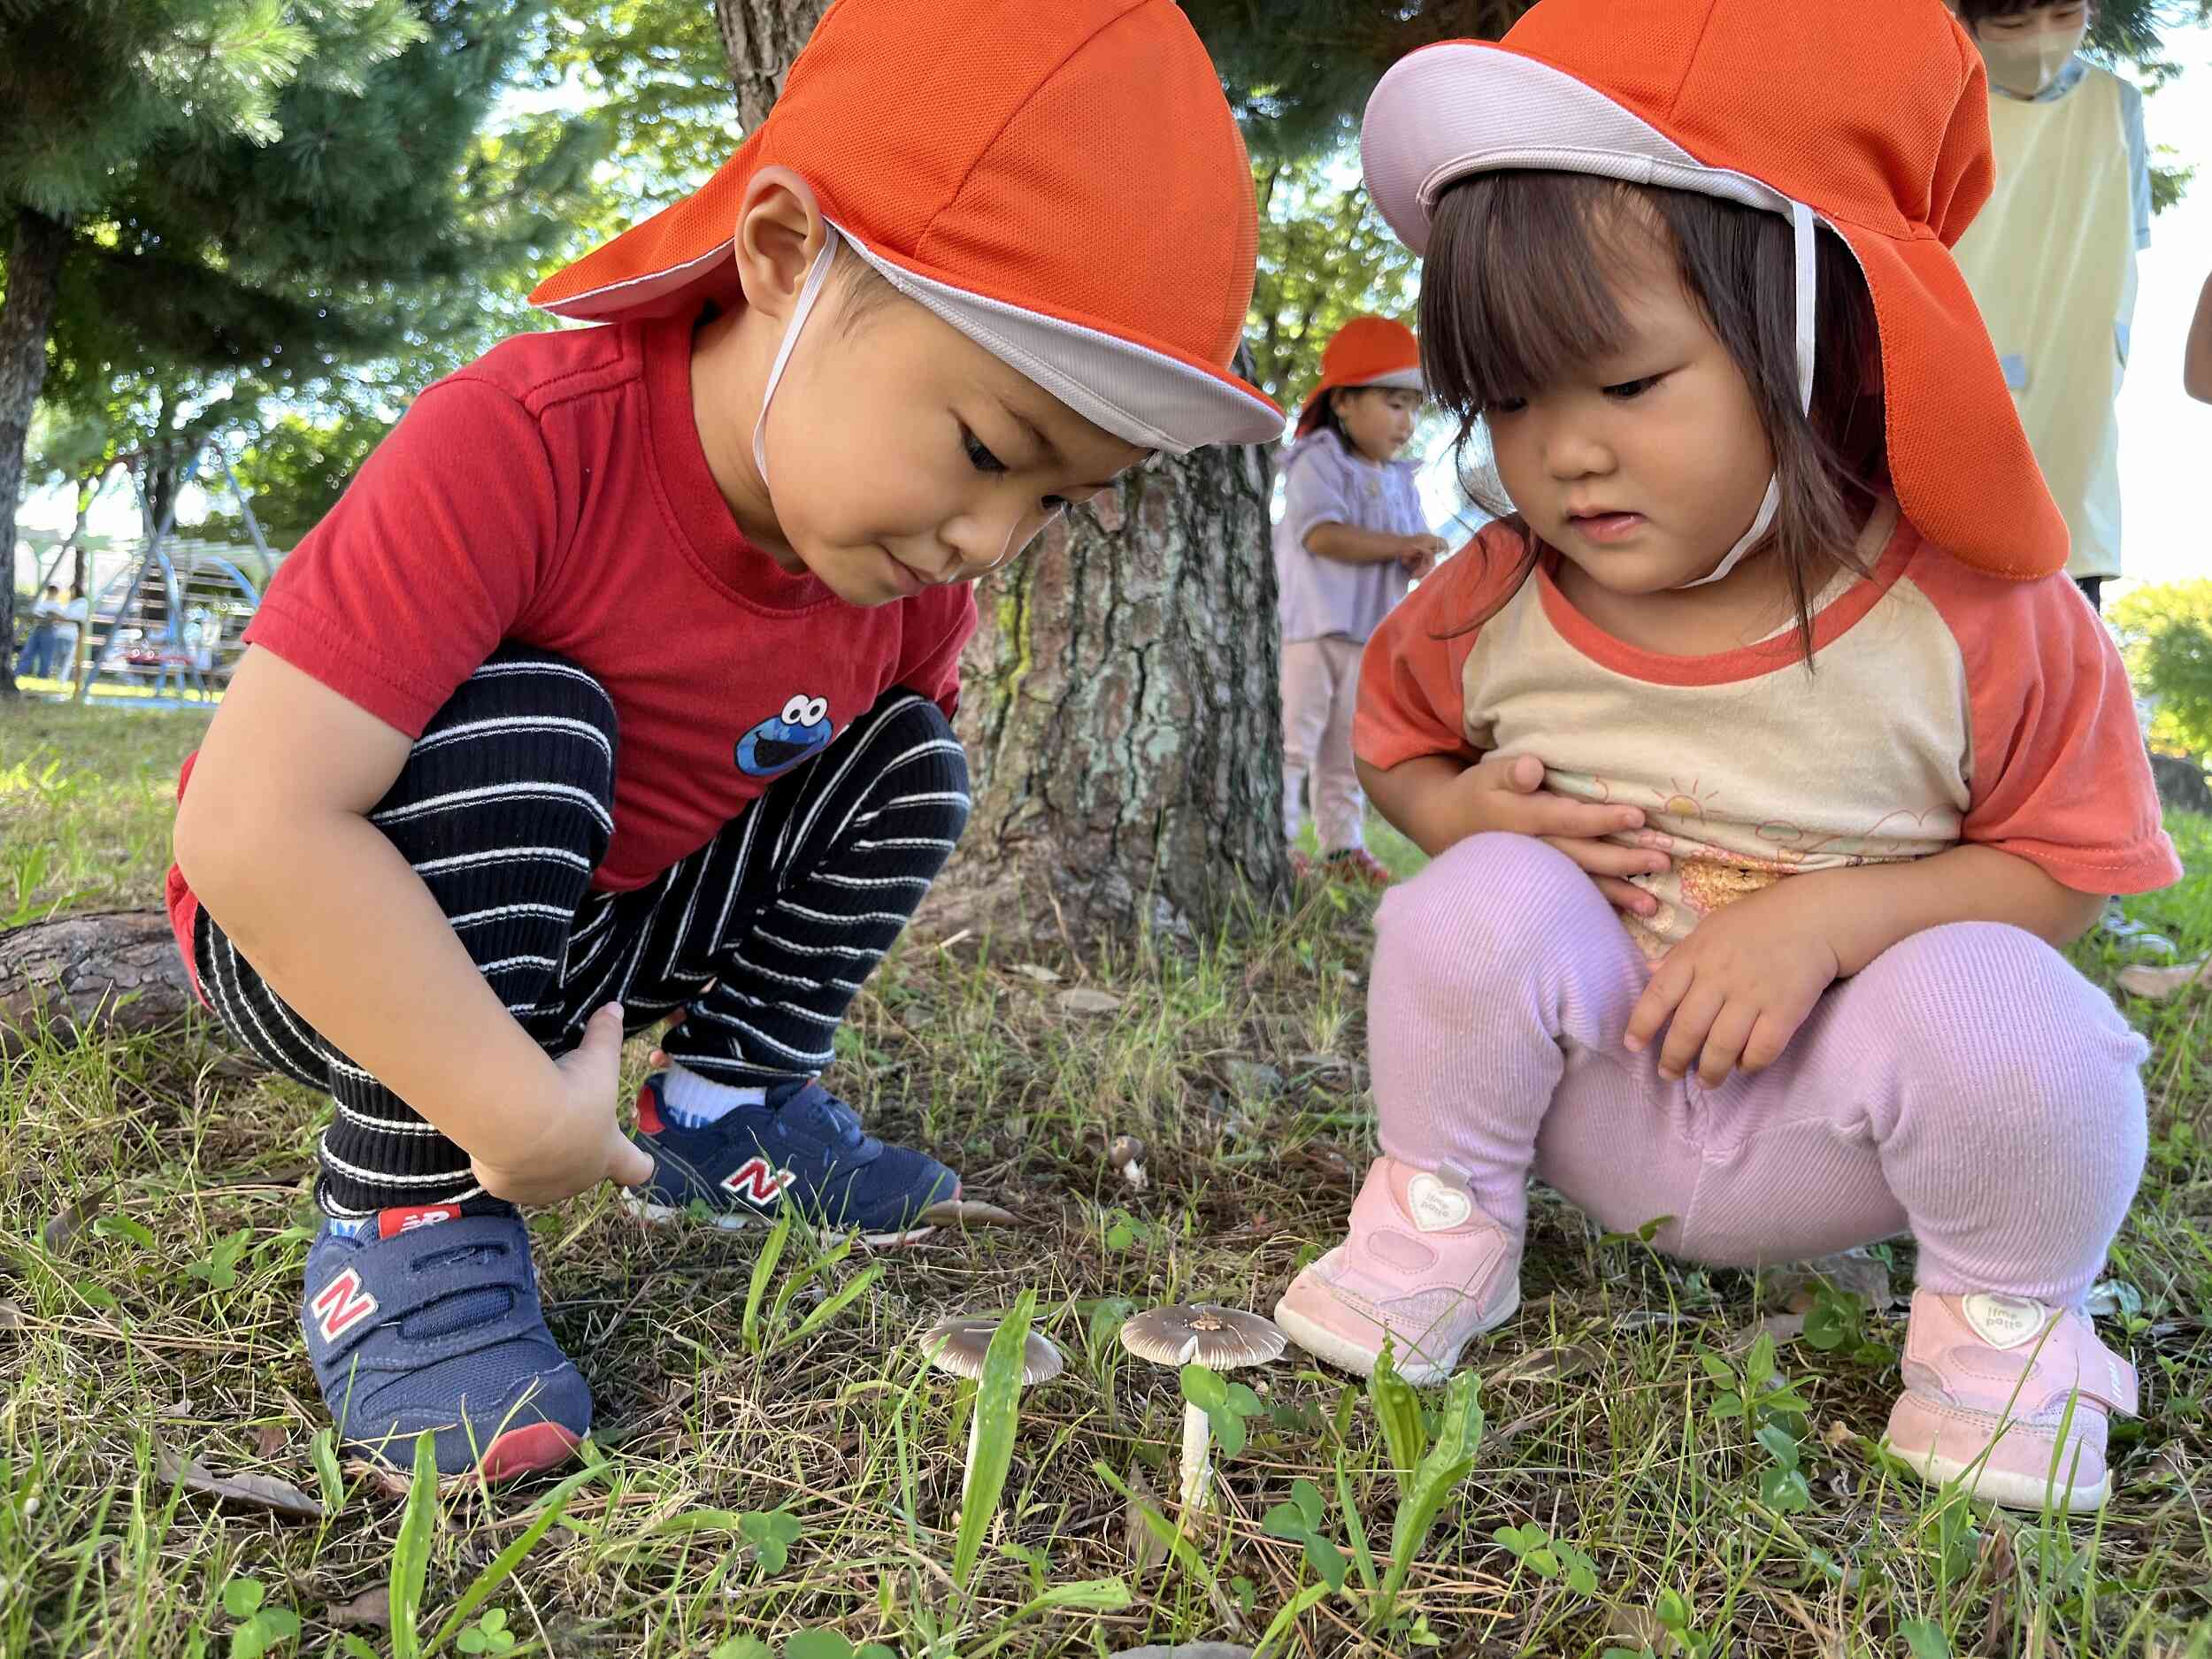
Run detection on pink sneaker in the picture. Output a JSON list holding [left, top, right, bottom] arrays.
[[1885, 1290, 2138, 1513], [1274, 1157, 1520, 1385]]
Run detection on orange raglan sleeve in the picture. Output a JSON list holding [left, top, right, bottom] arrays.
[[1353, 526, 1516, 772], [1916, 557, 2182, 895]]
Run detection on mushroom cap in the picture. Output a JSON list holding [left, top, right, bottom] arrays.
[[920, 1316, 1065, 1386], [1118, 1303, 1286, 1370], [1107, 1133, 1146, 1169]]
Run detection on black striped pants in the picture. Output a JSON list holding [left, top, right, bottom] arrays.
[[196, 649, 971, 1217]]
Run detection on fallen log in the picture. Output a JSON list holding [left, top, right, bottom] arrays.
[[0, 909, 198, 1055]]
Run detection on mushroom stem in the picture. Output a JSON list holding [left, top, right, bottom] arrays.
[[1179, 1399, 1213, 1510], [963, 1404, 982, 1501]]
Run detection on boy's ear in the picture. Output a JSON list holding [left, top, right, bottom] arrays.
[[733, 165, 829, 322]]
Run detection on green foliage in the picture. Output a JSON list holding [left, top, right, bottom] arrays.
[[738, 1507, 803, 1576], [1180, 1363, 1265, 1458], [532, 0, 741, 212], [738, 1210, 887, 1360], [1370, 1358, 1485, 1624], [192, 412, 390, 550], [1248, 156, 1418, 414], [7, 1, 609, 574], [1261, 1476, 1353, 1592], [1188, 1, 1535, 161], [1493, 1523, 1599, 1595], [2112, 580, 2212, 762], [953, 1292, 1039, 1592], [219, 1577, 300, 1659], [1696, 1332, 1816, 1516]]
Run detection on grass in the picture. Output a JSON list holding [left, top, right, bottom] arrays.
[[2, 696, 2208, 1657]]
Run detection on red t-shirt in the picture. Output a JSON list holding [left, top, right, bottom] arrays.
[[166, 311, 976, 970]]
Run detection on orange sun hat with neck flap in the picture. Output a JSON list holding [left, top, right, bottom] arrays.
[[530, 0, 1283, 455], [1295, 317, 1424, 434], [1360, 0, 2068, 580]]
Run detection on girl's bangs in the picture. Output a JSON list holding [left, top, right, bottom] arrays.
[[1417, 173, 1654, 418]]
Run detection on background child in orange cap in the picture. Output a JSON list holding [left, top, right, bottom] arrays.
[[165, 0, 1279, 1479], [1277, 0, 2180, 1515], [1276, 317, 1448, 887]]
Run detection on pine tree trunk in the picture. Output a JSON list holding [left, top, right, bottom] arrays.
[[714, 0, 828, 132], [0, 205, 71, 697], [931, 435, 1291, 943]]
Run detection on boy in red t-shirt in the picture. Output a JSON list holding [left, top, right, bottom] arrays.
[[168, 0, 1282, 1479]]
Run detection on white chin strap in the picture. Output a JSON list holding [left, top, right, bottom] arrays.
[[751, 225, 842, 491], [1675, 200, 1819, 590]]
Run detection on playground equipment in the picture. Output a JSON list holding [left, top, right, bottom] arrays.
[[64, 442, 274, 706], [76, 539, 263, 704]]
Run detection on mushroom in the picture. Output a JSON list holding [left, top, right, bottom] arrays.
[[1108, 1133, 1148, 1193], [1118, 1303, 1286, 1510], [921, 1316, 1064, 1505]]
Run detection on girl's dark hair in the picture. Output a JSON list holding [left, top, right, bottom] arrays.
[[1418, 172, 1886, 659], [1305, 384, 1385, 456]]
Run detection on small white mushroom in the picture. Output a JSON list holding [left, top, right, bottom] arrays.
[[921, 1316, 1064, 1503], [1108, 1133, 1148, 1193], [1118, 1303, 1285, 1510]]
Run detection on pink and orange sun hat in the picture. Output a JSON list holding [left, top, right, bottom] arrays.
[[1294, 317, 1424, 435], [529, 0, 1284, 454], [1359, 0, 2068, 580]]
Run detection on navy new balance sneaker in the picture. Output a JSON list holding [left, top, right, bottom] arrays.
[[627, 1075, 957, 1246], [302, 1202, 590, 1480]]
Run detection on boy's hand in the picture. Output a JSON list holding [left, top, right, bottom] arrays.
[[1624, 896, 1841, 1087], [1455, 753, 1670, 916], [1397, 534, 1449, 580], [470, 1003, 656, 1207]]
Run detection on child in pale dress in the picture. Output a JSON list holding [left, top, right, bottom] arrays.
[[1275, 0, 2179, 1515], [1274, 318, 1448, 886]]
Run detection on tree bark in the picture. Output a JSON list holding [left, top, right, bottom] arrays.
[[713, 0, 828, 133], [0, 205, 72, 697], [0, 910, 200, 1056], [929, 435, 1291, 943]]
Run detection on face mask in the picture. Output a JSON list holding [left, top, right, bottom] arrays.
[[1975, 23, 2086, 96], [1675, 199, 1817, 590]]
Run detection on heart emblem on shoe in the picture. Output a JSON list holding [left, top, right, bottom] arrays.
[[1961, 1293, 2052, 1350], [1404, 1171, 1473, 1233]]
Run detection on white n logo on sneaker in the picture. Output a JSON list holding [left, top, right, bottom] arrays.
[[722, 1156, 795, 1206], [311, 1269, 379, 1345]]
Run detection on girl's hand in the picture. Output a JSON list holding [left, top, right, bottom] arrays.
[[1397, 534, 1449, 580], [470, 1003, 657, 1206], [1624, 901, 1841, 1087], [1455, 752, 1671, 916]]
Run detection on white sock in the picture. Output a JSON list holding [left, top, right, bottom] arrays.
[[659, 1064, 768, 1130]]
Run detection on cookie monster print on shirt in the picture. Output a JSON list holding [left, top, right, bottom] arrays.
[[737, 694, 834, 777]]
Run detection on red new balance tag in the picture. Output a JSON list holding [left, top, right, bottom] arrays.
[[378, 1203, 464, 1240]]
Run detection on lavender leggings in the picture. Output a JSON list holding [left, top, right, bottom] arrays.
[[1371, 834, 2149, 1307]]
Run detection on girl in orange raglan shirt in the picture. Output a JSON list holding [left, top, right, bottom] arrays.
[[1274, 0, 2180, 1515]]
